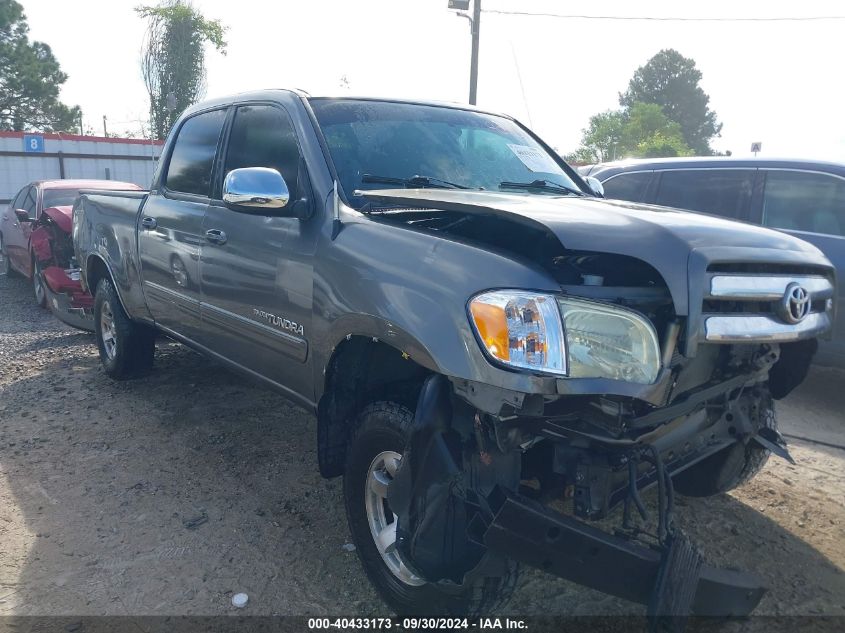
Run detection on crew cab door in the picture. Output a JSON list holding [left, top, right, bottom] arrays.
[[198, 102, 317, 399], [138, 107, 228, 341]]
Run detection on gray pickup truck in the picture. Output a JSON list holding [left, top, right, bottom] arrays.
[[73, 90, 835, 622]]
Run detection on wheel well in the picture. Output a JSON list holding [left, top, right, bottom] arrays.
[[85, 256, 110, 296], [317, 336, 431, 478]]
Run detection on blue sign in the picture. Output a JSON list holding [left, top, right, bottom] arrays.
[[23, 134, 45, 153]]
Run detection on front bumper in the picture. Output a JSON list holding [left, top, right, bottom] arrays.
[[42, 266, 94, 331], [483, 489, 765, 617]]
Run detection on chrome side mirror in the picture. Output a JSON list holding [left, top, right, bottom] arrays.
[[584, 176, 604, 198], [223, 167, 290, 212], [14, 208, 33, 222]]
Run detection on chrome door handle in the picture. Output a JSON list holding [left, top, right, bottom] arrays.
[[141, 217, 157, 230], [205, 229, 227, 245]]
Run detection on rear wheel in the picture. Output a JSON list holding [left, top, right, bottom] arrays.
[[343, 402, 518, 616], [673, 398, 776, 497], [32, 258, 47, 308], [94, 278, 155, 379]]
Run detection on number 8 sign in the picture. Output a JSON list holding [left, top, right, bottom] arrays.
[[23, 134, 45, 153]]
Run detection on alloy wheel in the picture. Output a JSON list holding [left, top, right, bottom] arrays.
[[100, 300, 118, 360], [33, 261, 46, 305], [364, 450, 425, 586]]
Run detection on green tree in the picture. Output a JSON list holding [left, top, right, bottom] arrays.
[[566, 102, 691, 163], [0, 0, 81, 131], [566, 110, 626, 164], [620, 102, 692, 158], [137, 0, 227, 139], [619, 49, 721, 155]]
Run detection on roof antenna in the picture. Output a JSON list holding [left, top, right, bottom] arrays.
[[331, 180, 342, 240]]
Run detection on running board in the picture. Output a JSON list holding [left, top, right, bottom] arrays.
[[482, 488, 765, 617]]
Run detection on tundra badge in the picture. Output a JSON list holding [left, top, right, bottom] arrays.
[[253, 308, 305, 336]]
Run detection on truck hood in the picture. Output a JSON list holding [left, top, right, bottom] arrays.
[[359, 189, 832, 315]]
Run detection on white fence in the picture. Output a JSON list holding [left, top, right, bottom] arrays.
[[0, 131, 163, 203]]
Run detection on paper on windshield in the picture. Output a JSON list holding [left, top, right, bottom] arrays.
[[507, 144, 559, 173]]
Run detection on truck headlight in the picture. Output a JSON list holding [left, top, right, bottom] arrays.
[[469, 291, 661, 383], [469, 291, 567, 375], [558, 298, 660, 384]]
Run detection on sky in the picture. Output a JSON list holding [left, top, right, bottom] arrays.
[[19, 0, 845, 161]]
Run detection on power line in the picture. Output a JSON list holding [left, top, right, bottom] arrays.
[[484, 10, 845, 22]]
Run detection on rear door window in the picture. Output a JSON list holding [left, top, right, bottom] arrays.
[[602, 172, 651, 203], [654, 169, 755, 219], [165, 108, 228, 197], [762, 170, 845, 237]]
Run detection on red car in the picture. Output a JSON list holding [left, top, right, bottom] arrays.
[[1, 179, 141, 329]]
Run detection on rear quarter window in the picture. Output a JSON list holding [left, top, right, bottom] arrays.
[[762, 170, 845, 237]]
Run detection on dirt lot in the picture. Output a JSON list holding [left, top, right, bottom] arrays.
[[0, 269, 843, 619]]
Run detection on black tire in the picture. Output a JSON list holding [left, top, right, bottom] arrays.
[[93, 278, 155, 380], [343, 401, 518, 616], [32, 257, 47, 308], [673, 399, 775, 497]]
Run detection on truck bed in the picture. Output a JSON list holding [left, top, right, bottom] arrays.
[[73, 189, 151, 321]]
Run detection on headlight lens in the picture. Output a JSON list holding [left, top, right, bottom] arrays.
[[468, 291, 661, 384], [558, 298, 660, 384], [469, 291, 566, 375]]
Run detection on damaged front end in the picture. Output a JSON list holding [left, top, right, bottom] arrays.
[[347, 188, 835, 624], [388, 376, 774, 625], [31, 206, 94, 331]]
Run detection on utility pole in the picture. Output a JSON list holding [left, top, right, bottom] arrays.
[[469, 0, 481, 105], [78, 112, 84, 135], [102, 115, 108, 138], [450, 0, 481, 105]]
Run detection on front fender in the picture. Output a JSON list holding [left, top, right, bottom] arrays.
[[312, 218, 563, 403], [30, 226, 52, 263]]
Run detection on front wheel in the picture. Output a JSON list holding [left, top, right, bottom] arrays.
[[94, 278, 155, 379], [343, 402, 518, 616], [32, 258, 47, 308]]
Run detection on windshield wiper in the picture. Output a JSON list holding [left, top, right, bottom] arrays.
[[499, 179, 583, 196], [361, 174, 470, 190]]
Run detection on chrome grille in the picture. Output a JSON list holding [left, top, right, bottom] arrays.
[[702, 273, 834, 343]]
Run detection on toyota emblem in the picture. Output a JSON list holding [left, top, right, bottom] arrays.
[[779, 282, 811, 324]]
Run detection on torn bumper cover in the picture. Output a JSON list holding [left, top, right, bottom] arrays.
[[484, 488, 765, 617]]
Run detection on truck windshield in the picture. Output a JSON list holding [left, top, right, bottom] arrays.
[[309, 99, 581, 207]]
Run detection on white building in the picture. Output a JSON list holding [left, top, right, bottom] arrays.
[[0, 131, 163, 204]]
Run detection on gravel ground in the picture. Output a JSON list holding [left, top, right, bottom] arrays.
[[0, 268, 843, 619]]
